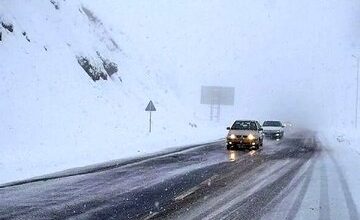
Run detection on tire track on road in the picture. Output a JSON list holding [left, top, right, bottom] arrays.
[[283, 138, 319, 220], [259, 151, 318, 220], [209, 137, 318, 220], [319, 159, 330, 220], [328, 152, 359, 220]]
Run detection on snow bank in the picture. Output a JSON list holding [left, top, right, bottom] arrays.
[[318, 128, 360, 211], [322, 128, 360, 155]]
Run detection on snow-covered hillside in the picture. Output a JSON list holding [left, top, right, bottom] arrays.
[[0, 0, 223, 184]]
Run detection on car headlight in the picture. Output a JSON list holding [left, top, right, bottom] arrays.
[[229, 134, 236, 139], [248, 134, 255, 140]]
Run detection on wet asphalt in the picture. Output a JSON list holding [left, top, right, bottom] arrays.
[[0, 129, 320, 220]]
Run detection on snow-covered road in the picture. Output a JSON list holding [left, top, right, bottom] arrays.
[[0, 129, 359, 220], [262, 133, 360, 220]]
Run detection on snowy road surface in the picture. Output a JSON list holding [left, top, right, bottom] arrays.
[[0, 130, 359, 220]]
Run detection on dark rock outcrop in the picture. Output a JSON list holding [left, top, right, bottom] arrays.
[[50, 0, 60, 10], [77, 56, 107, 81], [1, 22, 13, 32]]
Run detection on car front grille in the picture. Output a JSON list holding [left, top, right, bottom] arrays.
[[264, 130, 279, 134], [236, 135, 248, 139]]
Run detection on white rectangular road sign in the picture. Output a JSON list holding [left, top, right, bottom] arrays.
[[201, 86, 235, 105]]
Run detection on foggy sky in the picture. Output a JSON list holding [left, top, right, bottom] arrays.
[[91, 0, 360, 128]]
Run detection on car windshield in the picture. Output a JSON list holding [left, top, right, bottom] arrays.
[[263, 121, 282, 127], [231, 121, 257, 130]]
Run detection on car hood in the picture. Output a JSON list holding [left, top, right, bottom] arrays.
[[263, 126, 283, 131], [228, 130, 258, 136]]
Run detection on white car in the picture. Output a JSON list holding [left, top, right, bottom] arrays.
[[262, 121, 284, 139]]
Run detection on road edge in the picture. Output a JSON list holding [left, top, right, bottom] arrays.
[[0, 139, 224, 189]]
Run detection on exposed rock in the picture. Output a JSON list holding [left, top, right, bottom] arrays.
[[76, 56, 107, 81], [81, 6, 119, 51], [22, 32, 30, 42], [96, 52, 119, 77], [50, 0, 60, 10], [103, 60, 118, 76], [81, 6, 100, 24], [1, 22, 13, 32], [189, 122, 198, 128]]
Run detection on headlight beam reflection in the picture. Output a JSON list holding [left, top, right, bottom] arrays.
[[228, 151, 237, 162], [249, 150, 257, 156]]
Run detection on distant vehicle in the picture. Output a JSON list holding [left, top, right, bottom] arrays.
[[283, 121, 293, 128], [262, 121, 284, 139], [226, 120, 264, 150]]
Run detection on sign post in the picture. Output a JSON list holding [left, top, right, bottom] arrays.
[[145, 100, 156, 133], [201, 86, 235, 121]]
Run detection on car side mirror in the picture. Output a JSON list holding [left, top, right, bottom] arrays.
[[282, 125, 285, 128], [226, 127, 231, 130]]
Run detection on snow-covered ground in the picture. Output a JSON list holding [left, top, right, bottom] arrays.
[[323, 128, 360, 156], [0, 1, 228, 184], [310, 130, 360, 218], [259, 129, 360, 219], [321, 128, 360, 209]]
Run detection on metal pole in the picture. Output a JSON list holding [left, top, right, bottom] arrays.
[[149, 111, 152, 133], [356, 57, 359, 129], [210, 96, 214, 121]]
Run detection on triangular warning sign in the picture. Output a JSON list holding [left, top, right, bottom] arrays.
[[145, 100, 156, 111]]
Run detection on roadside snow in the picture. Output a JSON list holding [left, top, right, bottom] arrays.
[[318, 129, 360, 217], [326, 130, 360, 156], [262, 129, 360, 219], [0, 120, 225, 185], [0, 1, 226, 184]]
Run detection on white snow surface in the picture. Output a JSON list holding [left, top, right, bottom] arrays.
[[0, 1, 226, 184], [317, 129, 360, 217]]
